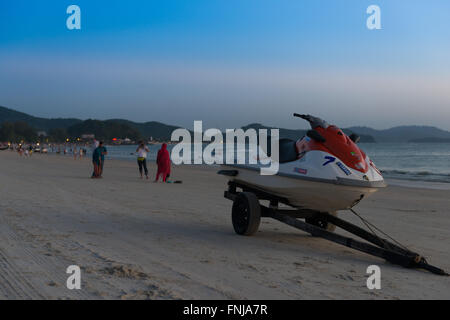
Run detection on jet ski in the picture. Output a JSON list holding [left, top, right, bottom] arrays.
[[218, 115, 450, 276], [219, 113, 386, 213]]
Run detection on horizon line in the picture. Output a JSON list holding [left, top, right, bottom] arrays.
[[1, 104, 449, 133]]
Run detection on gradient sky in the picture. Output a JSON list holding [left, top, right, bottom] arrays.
[[1, 0, 450, 130]]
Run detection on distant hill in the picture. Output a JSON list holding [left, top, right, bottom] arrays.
[[242, 123, 376, 143], [242, 123, 307, 141], [67, 120, 143, 141], [0, 106, 81, 130], [409, 137, 450, 143], [348, 125, 450, 143], [2, 106, 450, 142], [108, 119, 184, 140], [0, 106, 184, 140]]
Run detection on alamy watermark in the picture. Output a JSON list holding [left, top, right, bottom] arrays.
[[66, 4, 381, 31], [366, 265, 381, 289], [170, 121, 280, 175], [366, 5, 381, 30], [66, 5, 81, 30], [66, 265, 81, 290]]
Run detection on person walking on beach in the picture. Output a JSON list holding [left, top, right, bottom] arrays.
[[136, 141, 150, 179], [92, 141, 107, 178], [92, 145, 101, 178], [155, 143, 171, 182], [24, 145, 30, 157], [93, 139, 99, 150], [98, 142, 107, 176]]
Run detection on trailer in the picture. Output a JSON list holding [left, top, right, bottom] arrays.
[[223, 180, 448, 276]]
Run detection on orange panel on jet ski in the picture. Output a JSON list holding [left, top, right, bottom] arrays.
[[296, 125, 369, 173]]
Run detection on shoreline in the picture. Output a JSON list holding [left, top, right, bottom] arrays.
[[42, 148, 450, 190], [0, 151, 449, 299], [386, 178, 450, 190]]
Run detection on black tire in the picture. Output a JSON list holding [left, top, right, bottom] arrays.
[[232, 192, 261, 236], [305, 213, 337, 232]]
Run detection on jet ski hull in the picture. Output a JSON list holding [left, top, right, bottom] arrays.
[[221, 164, 382, 212]]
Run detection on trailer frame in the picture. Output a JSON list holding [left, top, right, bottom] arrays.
[[224, 180, 448, 276]]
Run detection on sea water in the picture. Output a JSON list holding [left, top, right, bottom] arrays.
[[56, 142, 450, 185], [358, 143, 450, 184]]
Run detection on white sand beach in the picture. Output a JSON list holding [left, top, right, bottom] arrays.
[[0, 151, 449, 300]]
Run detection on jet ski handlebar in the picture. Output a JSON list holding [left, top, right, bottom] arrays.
[[293, 113, 309, 120], [293, 113, 329, 129]]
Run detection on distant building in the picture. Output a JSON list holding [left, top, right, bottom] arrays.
[[37, 131, 48, 137], [81, 134, 95, 140]]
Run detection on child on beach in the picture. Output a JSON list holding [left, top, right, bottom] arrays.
[[136, 141, 150, 179], [155, 143, 171, 182]]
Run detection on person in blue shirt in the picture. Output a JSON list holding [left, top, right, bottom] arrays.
[[92, 141, 108, 178]]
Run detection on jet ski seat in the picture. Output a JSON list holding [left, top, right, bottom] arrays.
[[258, 137, 298, 163], [279, 138, 299, 163]]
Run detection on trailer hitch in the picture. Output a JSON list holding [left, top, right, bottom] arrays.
[[270, 211, 448, 276]]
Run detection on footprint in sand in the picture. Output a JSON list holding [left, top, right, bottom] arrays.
[[100, 264, 150, 280]]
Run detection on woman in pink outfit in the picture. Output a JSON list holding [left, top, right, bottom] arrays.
[[155, 143, 171, 182]]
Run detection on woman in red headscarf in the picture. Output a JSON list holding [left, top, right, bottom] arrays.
[[155, 143, 171, 182]]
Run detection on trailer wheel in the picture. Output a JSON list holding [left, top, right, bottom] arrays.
[[306, 212, 337, 232], [232, 192, 261, 236]]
